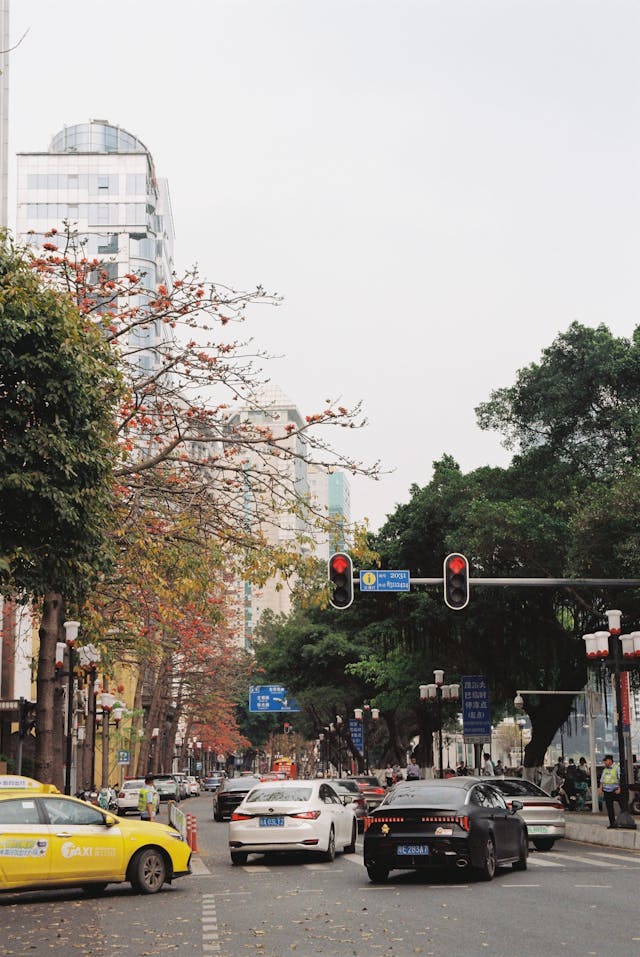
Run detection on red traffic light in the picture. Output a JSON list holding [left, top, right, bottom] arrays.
[[443, 552, 469, 610], [328, 552, 354, 609]]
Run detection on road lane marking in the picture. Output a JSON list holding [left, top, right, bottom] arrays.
[[574, 884, 612, 888], [588, 851, 640, 865], [527, 856, 564, 867], [342, 856, 365, 865], [201, 894, 220, 954], [505, 884, 540, 887], [548, 853, 615, 866], [191, 856, 211, 875]]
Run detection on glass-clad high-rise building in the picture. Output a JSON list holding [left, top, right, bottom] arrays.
[[16, 119, 175, 372]]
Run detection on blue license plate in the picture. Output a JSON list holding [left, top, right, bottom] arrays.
[[397, 845, 430, 856], [259, 816, 284, 827]]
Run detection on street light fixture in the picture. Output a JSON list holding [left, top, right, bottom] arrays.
[[419, 671, 460, 778]]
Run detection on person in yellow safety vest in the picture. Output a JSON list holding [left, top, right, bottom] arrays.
[[599, 754, 624, 828], [138, 774, 156, 821]]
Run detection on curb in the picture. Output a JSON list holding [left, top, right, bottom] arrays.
[[565, 819, 640, 851]]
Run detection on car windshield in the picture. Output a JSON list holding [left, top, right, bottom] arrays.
[[226, 778, 259, 791], [123, 781, 142, 790], [382, 785, 468, 809], [490, 780, 549, 797], [333, 782, 360, 794], [247, 787, 313, 803]]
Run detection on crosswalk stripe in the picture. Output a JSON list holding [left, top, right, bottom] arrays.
[[545, 852, 614, 866], [527, 855, 563, 867]]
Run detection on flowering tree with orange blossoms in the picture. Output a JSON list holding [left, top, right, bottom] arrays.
[[26, 225, 380, 777]]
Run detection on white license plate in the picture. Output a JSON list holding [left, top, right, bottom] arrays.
[[397, 845, 430, 856], [259, 816, 284, 827], [527, 826, 549, 834]]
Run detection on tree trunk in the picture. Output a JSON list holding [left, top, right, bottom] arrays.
[[524, 694, 575, 768], [36, 592, 64, 788]]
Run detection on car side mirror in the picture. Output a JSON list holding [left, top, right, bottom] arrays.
[[510, 800, 523, 813], [103, 813, 117, 827], [341, 795, 352, 805]]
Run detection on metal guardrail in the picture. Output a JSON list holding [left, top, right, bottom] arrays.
[[168, 801, 187, 840]]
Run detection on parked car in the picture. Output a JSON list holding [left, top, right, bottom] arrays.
[[0, 777, 191, 895], [213, 776, 261, 821], [187, 776, 200, 796], [153, 774, 179, 802], [317, 778, 367, 831], [228, 779, 357, 865], [116, 779, 160, 816], [203, 774, 225, 792], [474, 776, 565, 851], [363, 778, 527, 883], [351, 775, 386, 811]]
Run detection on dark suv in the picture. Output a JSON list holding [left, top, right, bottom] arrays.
[[212, 776, 260, 821]]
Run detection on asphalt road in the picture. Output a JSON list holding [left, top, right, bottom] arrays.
[[1, 794, 639, 957]]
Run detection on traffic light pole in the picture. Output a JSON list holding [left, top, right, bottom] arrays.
[[353, 576, 640, 588]]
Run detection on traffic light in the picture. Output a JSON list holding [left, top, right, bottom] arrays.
[[443, 553, 469, 610], [328, 552, 354, 609]]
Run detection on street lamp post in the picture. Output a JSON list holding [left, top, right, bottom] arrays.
[[583, 610, 637, 830], [419, 671, 460, 779], [335, 715, 343, 777], [318, 733, 325, 775], [354, 704, 379, 774], [76, 644, 101, 790], [98, 689, 116, 788], [62, 620, 80, 795]]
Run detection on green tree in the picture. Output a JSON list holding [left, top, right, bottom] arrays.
[[0, 237, 122, 786]]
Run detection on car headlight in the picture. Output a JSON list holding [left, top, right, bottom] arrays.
[[169, 831, 185, 841]]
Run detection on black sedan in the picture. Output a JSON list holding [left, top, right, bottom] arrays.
[[213, 776, 261, 821], [363, 778, 528, 883]]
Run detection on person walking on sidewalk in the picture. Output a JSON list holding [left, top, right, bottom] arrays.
[[599, 754, 624, 828]]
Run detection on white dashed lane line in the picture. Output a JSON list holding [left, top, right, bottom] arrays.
[[201, 893, 221, 954]]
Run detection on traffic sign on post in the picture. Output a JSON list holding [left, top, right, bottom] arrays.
[[360, 570, 410, 592]]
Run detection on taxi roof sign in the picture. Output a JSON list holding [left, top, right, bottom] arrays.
[[0, 775, 60, 794]]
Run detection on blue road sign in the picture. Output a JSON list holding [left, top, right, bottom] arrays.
[[249, 685, 301, 713], [359, 570, 410, 592], [117, 749, 130, 765], [349, 718, 364, 754], [461, 676, 491, 739]]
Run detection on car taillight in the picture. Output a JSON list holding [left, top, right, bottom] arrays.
[[118, 791, 125, 798], [372, 788, 385, 795], [456, 815, 470, 832], [291, 810, 321, 820], [230, 812, 253, 821], [364, 816, 373, 831], [420, 814, 470, 832]]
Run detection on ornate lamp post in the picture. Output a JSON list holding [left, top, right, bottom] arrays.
[[98, 690, 116, 788], [76, 644, 101, 790], [419, 671, 460, 779], [517, 718, 527, 766]]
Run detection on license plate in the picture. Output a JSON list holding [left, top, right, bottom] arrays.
[[397, 845, 430, 856], [259, 816, 284, 827], [527, 826, 549, 834]]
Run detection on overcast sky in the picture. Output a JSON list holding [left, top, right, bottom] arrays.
[[8, 0, 640, 531]]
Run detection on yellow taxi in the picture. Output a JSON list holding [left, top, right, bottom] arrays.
[[0, 775, 191, 895]]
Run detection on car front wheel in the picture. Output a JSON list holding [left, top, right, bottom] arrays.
[[129, 847, 167, 894], [512, 831, 528, 871], [319, 826, 335, 862], [343, 821, 357, 854]]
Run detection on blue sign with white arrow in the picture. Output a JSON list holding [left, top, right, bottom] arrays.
[[249, 685, 301, 713]]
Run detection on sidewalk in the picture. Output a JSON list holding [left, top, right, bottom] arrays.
[[564, 810, 640, 850]]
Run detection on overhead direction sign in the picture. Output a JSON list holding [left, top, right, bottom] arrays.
[[360, 570, 410, 592], [349, 718, 364, 754], [249, 685, 301, 713]]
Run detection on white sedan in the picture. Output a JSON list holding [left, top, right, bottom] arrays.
[[228, 779, 357, 865]]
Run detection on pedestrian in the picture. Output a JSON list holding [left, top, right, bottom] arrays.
[[482, 753, 494, 776], [392, 763, 402, 783], [384, 763, 394, 788], [456, 760, 468, 776], [599, 754, 624, 828], [138, 774, 156, 821], [494, 760, 504, 776], [406, 757, 421, 780]]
